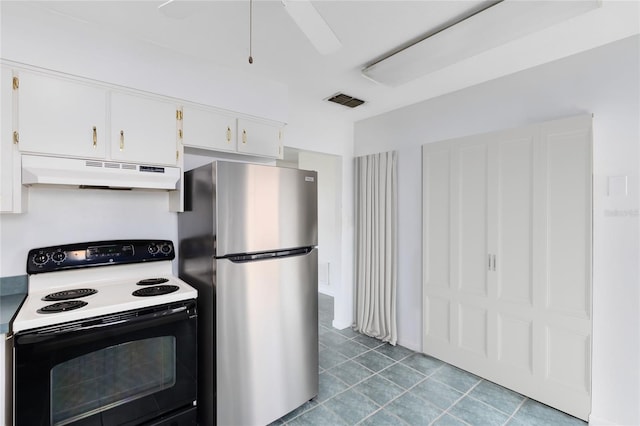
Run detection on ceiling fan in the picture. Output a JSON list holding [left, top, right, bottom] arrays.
[[158, 0, 342, 57]]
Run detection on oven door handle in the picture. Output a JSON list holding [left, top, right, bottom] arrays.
[[15, 303, 194, 346]]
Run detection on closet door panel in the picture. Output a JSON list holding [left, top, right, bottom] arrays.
[[423, 115, 592, 420], [424, 148, 451, 289], [458, 143, 489, 296], [497, 313, 533, 373], [425, 296, 451, 343], [423, 146, 454, 347], [544, 128, 591, 317], [458, 303, 488, 356], [496, 136, 534, 305]]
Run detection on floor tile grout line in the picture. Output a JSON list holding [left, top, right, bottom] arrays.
[[450, 378, 528, 420], [429, 410, 472, 426], [504, 396, 529, 425], [323, 366, 419, 424], [355, 403, 411, 426], [436, 378, 483, 424]]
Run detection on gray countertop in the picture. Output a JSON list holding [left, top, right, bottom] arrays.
[[0, 275, 27, 334]]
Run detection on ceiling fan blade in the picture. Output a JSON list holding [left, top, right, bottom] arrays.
[[281, 0, 342, 55]]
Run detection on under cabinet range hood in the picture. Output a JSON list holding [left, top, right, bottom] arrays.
[[21, 154, 180, 190]]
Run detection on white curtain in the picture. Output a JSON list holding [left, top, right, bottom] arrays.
[[354, 151, 398, 345]]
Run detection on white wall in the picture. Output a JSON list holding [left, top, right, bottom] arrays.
[[298, 150, 342, 297], [354, 35, 640, 426], [0, 187, 177, 277], [285, 92, 354, 329]]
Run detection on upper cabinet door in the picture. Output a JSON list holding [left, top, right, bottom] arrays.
[[110, 92, 178, 166], [182, 105, 236, 152], [236, 118, 283, 159], [17, 71, 107, 159], [1, 67, 16, 212]]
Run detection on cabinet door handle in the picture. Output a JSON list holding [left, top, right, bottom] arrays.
[[226, 126, 232, 143], [492, 255, 496, 271], [488, 254, 492, 271], [92, 126, 97, 148], [120, 130, 125, 151], [242, 129, 247, 144]]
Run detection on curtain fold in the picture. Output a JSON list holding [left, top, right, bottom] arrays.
[[354, 151, 398, 345]]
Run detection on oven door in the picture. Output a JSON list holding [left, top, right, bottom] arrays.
[[13, 300, 197, 426]]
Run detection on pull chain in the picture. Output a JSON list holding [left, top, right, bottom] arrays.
[[248, 0, 254, 64]]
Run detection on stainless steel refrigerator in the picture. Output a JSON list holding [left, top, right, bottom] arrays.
[[177, 161, 318, 426]]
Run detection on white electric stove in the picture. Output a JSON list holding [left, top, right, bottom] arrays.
[[12, 239, 198, 333], [12, 239, 199, 426]]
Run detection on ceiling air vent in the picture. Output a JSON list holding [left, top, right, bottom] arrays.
[[326, 93, 365, 108]]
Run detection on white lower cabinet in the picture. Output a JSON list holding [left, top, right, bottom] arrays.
[[423, 114, 592, 420]]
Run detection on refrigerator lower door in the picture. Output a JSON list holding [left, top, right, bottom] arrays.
[[216, 248, 319, 426]]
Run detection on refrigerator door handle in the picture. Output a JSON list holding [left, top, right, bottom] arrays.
[[226, 247, 313, 263]]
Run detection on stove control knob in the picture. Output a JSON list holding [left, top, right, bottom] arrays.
[[160, 244, 172, 255], [33, 252, 49, 265], [148, 244, 159, 255], [52, 251, 66, 263]]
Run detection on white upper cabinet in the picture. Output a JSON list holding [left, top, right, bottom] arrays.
[[1, 66, 26, 213], [1, 67, 13, 212], [110, 92, 178, 166], [181, 106, 285, 159], [12, 67, 282, 166], [181, 105, 236, 152], [16, 71, 108, 159], [237, 118, 283, 159], [15, 70, 178, 166]]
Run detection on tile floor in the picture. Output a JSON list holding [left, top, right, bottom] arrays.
[[272, 294, 587, 426]]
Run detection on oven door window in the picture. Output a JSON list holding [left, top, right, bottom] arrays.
[[51, 337, 176, 426]]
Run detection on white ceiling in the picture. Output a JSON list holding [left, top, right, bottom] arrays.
[[9, 1, 640, 122]]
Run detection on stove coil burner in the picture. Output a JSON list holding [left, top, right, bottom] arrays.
[[132, 285, 179, 297], [37, 300, 88, 314], [42, 288, 98, 301], [136, 278, 169, 286]]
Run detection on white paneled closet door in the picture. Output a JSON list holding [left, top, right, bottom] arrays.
[[423, 115, 592, 420]]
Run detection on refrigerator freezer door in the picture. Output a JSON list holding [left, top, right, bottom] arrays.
[[216, 161, 318, 256], [216, 249, 319, 426]]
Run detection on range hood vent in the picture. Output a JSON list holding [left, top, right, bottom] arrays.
[[21, 155, 180, 190]]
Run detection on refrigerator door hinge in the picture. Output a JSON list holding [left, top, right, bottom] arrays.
[[12, 76, 19, 90]]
